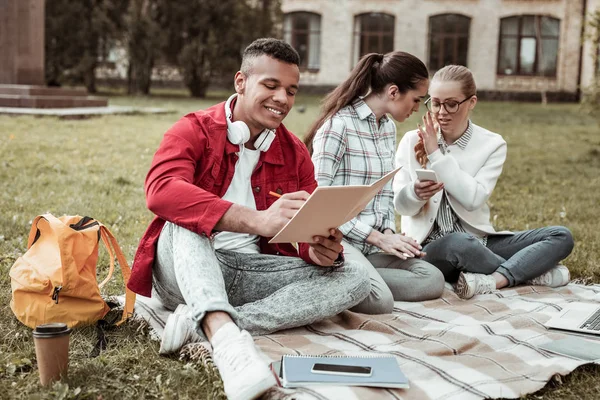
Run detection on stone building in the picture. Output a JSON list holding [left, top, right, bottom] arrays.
[[282, 0, 600, 100]]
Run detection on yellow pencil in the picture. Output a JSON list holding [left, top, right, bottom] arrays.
[[268, 191, 297, 250]]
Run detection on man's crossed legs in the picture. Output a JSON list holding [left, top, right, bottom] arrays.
[[152, 222, 371, 400]]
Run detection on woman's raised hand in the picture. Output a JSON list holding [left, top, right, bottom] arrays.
[[417, 112, 439, 155]]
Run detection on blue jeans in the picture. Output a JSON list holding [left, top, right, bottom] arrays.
[[151, 222, 371, 336], [422, 226, 574, 286]]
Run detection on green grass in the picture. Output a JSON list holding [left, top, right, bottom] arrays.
[[1, 90, 599, 399]]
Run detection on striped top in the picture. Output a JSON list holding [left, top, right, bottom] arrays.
[[424, 121, 487, 244], [312, 98, 397, 255]]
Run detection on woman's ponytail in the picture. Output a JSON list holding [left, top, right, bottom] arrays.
[[304, 53, 384, 154]]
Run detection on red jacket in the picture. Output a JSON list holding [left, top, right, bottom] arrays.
[[128, 101, 318, 297]]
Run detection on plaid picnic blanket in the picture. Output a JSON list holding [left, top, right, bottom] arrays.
[[129, 283, 600, 400]]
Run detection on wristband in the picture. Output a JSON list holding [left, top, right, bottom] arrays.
[[332, 253, 345, 268]]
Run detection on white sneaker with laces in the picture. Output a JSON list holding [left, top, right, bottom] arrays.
[[455, 272, 497, 300], [212, 325, 276, 400], [527, 265, 570, 288], [159, 304, 203, 355]]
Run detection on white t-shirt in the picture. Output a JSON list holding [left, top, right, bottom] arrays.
[[212, 147, 261, 254]]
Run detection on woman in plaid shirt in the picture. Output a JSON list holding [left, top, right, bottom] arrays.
[[304, 52, 445, 314]]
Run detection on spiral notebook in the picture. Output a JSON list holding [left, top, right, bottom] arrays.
[[276, 354, 409, 389]]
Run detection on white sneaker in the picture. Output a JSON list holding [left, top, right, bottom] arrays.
[[527, 265, 570, 288], [455, 272, 497, 300], [159, 304, 203, 355], [212, 328, 276, 400]]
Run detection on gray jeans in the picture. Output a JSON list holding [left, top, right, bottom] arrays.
[[151, 222, 371, 337], [422, 226, 574, 286], [343, 242, 445, 314]]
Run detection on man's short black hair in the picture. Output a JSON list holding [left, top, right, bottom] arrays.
[[241, 38, 300, 75]]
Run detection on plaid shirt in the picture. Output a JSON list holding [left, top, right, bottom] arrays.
[[425, 121, 487, 245], [312, 98, 396, 255]]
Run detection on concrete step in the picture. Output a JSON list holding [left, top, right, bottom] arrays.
[[0, 94, 108, 108], [0, 84, 89, 97]]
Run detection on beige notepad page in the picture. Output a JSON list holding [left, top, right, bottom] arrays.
[[269, 168, 400, 244]]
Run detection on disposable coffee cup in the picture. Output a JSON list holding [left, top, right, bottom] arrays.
[[33, 323, 72, 386]]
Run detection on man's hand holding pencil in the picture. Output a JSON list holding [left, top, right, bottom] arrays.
[[262, 190, 344, 268], [254, 190, 309, 238]]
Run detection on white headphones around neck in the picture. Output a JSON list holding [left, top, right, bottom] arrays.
[[224, 94, 275, 152]]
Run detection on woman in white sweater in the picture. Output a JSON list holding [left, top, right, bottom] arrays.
[[393, 65, 574, 299]]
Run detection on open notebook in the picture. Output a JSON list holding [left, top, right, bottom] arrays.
[[269, 168, 400, 244]]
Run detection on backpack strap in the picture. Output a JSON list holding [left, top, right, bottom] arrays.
[[98, 230, 116, 289], [61, 216, 116, 290], [98, 225, 136, 326]]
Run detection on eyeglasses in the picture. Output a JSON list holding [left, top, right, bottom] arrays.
[[425, 96, 473, 114]]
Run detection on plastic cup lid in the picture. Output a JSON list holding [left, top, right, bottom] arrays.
[[33, 323, 71, 337]]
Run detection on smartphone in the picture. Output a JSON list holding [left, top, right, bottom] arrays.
[[415, 168, 438, 182], [311, 363, 373, 377]]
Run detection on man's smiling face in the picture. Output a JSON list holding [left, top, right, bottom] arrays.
[[234, 54, 300, 135]]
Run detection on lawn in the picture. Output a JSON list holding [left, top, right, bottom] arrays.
[[0, 89, 599, 399]]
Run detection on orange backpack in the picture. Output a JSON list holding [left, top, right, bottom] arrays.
[[10, 214, 136, 329]]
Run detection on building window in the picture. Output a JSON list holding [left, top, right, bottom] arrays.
[[498, 15, 560, 77], [283, 12, 321, 71], [353, 13, 395, 64], [428, 14, 470, 71]]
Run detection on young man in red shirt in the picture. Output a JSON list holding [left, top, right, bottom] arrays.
[[128, 38, 370, 400]]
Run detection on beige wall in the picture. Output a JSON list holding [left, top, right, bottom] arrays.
[[282, 0, 585, 94], [582, 0, 600, 89]]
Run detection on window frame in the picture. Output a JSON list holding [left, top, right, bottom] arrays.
[[353, 12, 395, 64], [283, 11, 322, 72], [497, 14, 560, 77], [428, 13, 471, 71]]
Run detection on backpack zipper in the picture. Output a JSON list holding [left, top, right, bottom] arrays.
[[51, 286, 62, 304]]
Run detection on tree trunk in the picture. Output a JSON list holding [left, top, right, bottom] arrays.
[[181, 43, 208, 98], [127, 63, 134, 94], [83, 64, 97, 93], [138, 58, 153, 94], [187, 71, 208, 98], [128, 57, 154, 95], [260, 0, 271, 37], [127, 0, 156, 95]]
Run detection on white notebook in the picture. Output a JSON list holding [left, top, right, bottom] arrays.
[[269, 168, 400, 244]]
